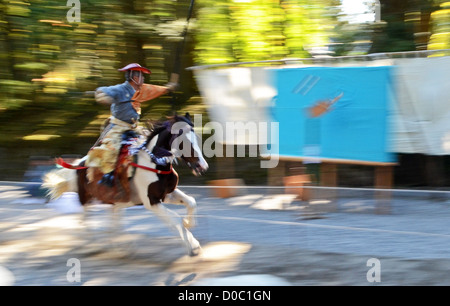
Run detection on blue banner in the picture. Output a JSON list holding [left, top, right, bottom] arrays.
[[271, 66, 396, 163]]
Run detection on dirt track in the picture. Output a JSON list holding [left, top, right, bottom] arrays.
[[1, 184, 450, 286]]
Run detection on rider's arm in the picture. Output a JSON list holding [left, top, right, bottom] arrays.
[[132, 84, 170, 103], [95, 84, 124, 105], [95, 90, 114, 105]]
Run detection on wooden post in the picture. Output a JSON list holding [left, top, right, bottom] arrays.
[[283, 174, 311, 201], [276, 156, 397, 214], [208, 178, 245, 198], [320, 163, 337, 187], [374, 165, 393, 214], [267, 160, 286, 194], [318, 163, 338, 212], [208, 144, 240, 198]]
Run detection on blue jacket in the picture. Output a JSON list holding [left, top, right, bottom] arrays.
[[97, 81, 138, 124]]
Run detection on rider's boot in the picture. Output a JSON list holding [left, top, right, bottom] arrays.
[[98, 171, 115, 187]]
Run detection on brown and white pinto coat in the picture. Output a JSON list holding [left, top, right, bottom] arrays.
[[43, 114, 208, 256]]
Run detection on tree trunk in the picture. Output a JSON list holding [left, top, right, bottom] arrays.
[[374, 0, 439, 52], [121, 0, 146, 67]]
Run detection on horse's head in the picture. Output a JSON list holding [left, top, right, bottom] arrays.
[[154, 113, 208, 176]]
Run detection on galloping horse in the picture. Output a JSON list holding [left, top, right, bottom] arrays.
[[43, 113, 208, 256]]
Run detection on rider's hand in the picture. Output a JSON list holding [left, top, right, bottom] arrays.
[[164, 82, 179, 93], [95, 90, 114, 105]]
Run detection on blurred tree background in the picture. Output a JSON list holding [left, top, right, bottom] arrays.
[[0, 0, 448, 183]]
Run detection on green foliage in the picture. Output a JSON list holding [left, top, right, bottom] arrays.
[[0, 0, 188, 141], [0, 0, 449, 181], [428, 1, 450, 53], [371, 0, 447, 53], [193, 0, 340, 65]]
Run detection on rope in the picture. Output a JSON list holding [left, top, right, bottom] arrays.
[[178, 185, 450, 194]]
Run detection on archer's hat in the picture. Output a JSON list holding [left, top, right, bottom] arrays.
[[118, 63, 151, 74]]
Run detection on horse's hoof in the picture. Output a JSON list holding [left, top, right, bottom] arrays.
[[189, 246, 201, 257], [183, 218, 196, 229]]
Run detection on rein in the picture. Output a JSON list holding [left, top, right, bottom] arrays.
[[55, 141, 174, 176], [56, 158, 88, 170], [129, 162, 173, 175], [56, 120, 182, 175]]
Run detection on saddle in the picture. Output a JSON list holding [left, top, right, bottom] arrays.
[[88, 146, 134, 203], [94, 130, 172, 203]]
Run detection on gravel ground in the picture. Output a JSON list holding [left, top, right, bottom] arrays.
[[1, 183, 450, 286]]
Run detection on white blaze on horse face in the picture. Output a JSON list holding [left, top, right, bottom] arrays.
[[188, 129, 209, 171], [170, 122, 188, 157], [170, 122, 209, 171]]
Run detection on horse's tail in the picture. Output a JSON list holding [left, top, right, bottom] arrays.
[[42, 160, 81, 200]]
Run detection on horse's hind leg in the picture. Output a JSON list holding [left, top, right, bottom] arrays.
[[106, 203, 138, 256], [164, 188, 197, 229]]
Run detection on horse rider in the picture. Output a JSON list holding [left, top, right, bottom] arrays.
[[86, 63, 177, 186]]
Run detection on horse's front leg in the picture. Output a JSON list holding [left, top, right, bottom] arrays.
[[164, 188, 197, 229], [141, 194, 201, 256]]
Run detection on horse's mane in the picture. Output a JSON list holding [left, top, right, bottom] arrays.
[[146, 114, 193, 142], [144, 114, 194, 148], [147, 124, 168, 142]]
